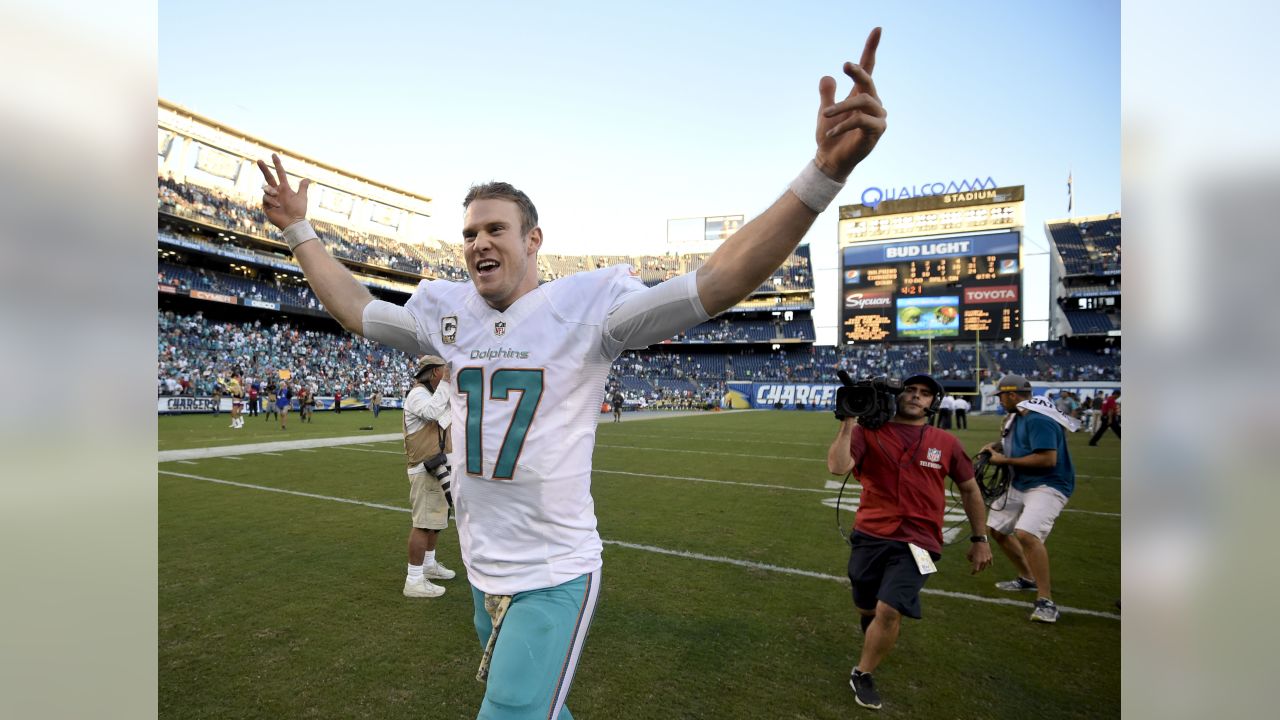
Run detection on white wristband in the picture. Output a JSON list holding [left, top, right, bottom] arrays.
[[788, 160, 845, 214], [282, 219, 319, 252]]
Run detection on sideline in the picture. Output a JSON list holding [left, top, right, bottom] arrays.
[[158, 469, 1120, 621], [158, 411, 755, 462], [162, 439, 1120, 518], [605, 409, 759, 423], [158, 434, 401, 462]]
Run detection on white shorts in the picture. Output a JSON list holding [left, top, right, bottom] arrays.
[[987, 485, 1068, 542]]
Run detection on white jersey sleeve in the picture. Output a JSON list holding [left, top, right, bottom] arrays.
[[602, 268, 710, 356], [361, 279, 449, 355]]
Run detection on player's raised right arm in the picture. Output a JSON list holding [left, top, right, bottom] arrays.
[[257, 153, 374, 334]]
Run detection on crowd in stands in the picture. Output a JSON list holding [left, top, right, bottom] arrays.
[[1048, 217, 1122, 276], [1064, 310, 1118, 334], [159, 312, 1120, 412], [677, 317, 809, 343], [157, 311, 414, 400], [159, 174, 468, 280], [159, 174, 813, 291], [159, 252, 820, 343], [159, 262, 321, 310], [158, 176, 1117, 411], [608, 341, 1119, 401], [158, 174, 271, 238], [1017, 343, 1121, 382]]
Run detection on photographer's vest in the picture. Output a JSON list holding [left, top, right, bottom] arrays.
[[403, 383, 452, 472]]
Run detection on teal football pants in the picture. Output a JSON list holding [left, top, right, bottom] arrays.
[[472, 570, 601, 720]]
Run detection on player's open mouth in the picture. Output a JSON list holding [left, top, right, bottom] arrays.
[[475, 259, 500, 277]]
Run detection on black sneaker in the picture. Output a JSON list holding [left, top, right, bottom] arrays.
[[850, 670, 882, 710]]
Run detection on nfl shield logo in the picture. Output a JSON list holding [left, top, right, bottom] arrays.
[[926, 447, 941, 463], [494, 321, 506, 337]]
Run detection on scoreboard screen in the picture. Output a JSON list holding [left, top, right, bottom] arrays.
[[840, 230, 1022, 343]]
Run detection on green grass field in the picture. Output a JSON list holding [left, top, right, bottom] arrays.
[[159, 409, 1120, 719]]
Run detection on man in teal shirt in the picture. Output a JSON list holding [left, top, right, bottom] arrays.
[[981, 375, 1075, 623]]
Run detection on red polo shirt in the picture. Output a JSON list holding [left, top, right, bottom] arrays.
[[849, 421, 974, 553], [1101, 395, 1118, 417]]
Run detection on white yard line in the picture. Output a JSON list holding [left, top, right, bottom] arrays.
[[595, 469, 837, 494], [596, 444, 824, 462], [603, 470, 1120, 518], [160, 471, 405, 512], [159, 469, 1119, 620], [162, 433, 1120, 518], [158, 433, 401, 462], [605, 431, 828, 448], [331, 446, 401, 455], [164, 427, 1116, 473]]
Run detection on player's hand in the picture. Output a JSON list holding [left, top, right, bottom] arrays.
[[256, 153, 311, 230], [814, 28, 887, 182], [967, 541, 993, 574]]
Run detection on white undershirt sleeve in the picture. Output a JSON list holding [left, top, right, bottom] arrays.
[[361, 299, 423, 355], [604, 271, 711, 355]]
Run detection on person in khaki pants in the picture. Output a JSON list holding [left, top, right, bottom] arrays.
[[403, 355, 457, 598]]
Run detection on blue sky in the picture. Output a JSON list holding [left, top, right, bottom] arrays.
[[160, 0, 1119, 343]]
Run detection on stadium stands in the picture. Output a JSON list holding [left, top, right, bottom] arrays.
[[1065, 311, 1115, 334], [159, 166, 1119, 410], [1046, 213, 1122, 361], [159, 261, 322, 310], [1047, 216, 1121, 277], [159, 308, 1122, 408], [161, 175, 467, 280], [157, 311, 413, 398]]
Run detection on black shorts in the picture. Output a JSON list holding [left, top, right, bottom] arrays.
[[847, 531, 939, 620]]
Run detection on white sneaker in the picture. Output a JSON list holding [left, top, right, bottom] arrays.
[[1030, 597, 1060, 623], [423, 562, 456, 580], [403, 577, 445, 598]]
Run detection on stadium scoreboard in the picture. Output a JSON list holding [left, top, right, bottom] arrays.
[[838, 185, 1025, 344]]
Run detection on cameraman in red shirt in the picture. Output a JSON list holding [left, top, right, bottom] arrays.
[[827, 374, 993, 710]]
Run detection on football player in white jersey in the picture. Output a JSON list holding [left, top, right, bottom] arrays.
[[258, 27, 886, 720]]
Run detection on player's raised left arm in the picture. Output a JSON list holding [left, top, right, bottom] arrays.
[[695, 28, 886, 315]]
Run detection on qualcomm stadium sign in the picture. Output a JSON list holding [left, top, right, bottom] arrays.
[[860, 177, 997, 209]]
